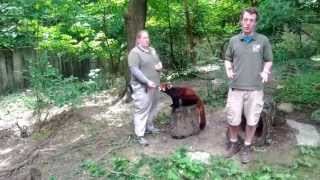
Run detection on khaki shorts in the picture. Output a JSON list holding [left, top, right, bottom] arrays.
[[225, 88, 264, 126]]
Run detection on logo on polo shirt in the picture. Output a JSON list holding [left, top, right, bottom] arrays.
[[252, 44, 261, 52]]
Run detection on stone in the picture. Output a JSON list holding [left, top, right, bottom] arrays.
[[277, 103, 294, 113], [287, 119, 320, 146], [311, 109, 320, 123], [187, 151, 211, 164]]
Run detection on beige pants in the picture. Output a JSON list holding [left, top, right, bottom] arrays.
[[131, 83, 160, 137], [226, 88, 264, 126]]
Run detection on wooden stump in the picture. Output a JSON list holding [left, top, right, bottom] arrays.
[[170, 104, 200, 139]]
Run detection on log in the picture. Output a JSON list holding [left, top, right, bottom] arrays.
[[170, 104, 200, 139]]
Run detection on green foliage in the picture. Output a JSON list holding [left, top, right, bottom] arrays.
[[274, 31, 318, 63], [207, 156, 241, 179], [201, 80, 228, 108], [162, 66, 199, 81], [29, 52, 109, 107], [157, 148, 205, 179], [31, 128, 53, 141], [275, 71, 320, 109], [80, 160, 106, 177], [29, 54, 82, 107], [0, 92, 36, 110], [49, 175, 57, 180], [258, 0, 300, 35], [106, 157, 147, 180], [79, 146, 320, 179], [148, 0, 248, 70], [311, 109, 320, 123], [155, 112, 171, 126], [194, 0, 248, 36], [291, 146, 320, 179]]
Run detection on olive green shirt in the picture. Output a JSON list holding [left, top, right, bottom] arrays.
[[225, 33, 273, 90], [128, 46, 161, 86]]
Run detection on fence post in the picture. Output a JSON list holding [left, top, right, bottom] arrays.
[[13, 49, 24, 89], [0, 50, 8, 93]]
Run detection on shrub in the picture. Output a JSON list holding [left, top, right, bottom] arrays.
[[275, 71, 320, 109], [274, 31, 318, 63]]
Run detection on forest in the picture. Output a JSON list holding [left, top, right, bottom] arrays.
[[0, 0, 320, 179]]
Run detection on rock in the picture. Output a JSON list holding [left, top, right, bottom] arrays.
[[287, 119, 320, 146], [187, 151, 211, 164], [311, 109, 320, 123], [276, 85, 284, 89], [212, 78, 225, 90], [277, 103, 294, 113]]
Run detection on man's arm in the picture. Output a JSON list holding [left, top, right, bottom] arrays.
[[224, 60, 235, 80]]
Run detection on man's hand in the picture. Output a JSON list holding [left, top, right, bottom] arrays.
[[260, 71, 270, 83], [226, 68, 236, 80], [155, 62, 163, 71], [224, 60, 235, 80], [261, 61, 272, 83]]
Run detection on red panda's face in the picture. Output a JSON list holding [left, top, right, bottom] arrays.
[[159, 83, 173, 91]]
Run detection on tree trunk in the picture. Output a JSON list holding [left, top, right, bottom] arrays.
[[0, 51, 8, 93], [183, 0, 196, 64], [13, 49, 24, 89], [102, 3, 117, 74], [124, 0, 147, 52], [251, 0, 258, 7], [166, 0, 176, 67], [120, 0, 147, 103], [170, 105, 201, 139]]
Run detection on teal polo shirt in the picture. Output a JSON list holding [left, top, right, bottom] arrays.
[[225, 32, 273, 90]]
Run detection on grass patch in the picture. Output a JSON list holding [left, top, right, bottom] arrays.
[[0, 92, 37, 110], [79, 146, 320, 179], [31, 129, 53, 141]]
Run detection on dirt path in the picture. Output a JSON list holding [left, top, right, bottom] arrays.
[[0, 80, 298, 179]]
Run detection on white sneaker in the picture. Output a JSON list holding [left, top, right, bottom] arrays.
[[146, 127, 160, 134], [137, 136, 149, 146]]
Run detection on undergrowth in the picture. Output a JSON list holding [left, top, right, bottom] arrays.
[[79, 146, 320, 179], [275, 71, 320, 110]]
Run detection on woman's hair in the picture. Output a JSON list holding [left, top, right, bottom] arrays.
[[135, 30, 149, 45]]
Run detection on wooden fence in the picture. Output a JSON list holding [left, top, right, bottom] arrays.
[[0, 47, 92, 94]]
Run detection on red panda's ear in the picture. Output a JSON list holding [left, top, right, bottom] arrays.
[[168, 84, 173, 89]]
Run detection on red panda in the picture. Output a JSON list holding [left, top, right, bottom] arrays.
[[159, 83, 206, 130]]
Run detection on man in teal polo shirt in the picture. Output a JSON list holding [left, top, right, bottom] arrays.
[[224, 7, 273, 163]]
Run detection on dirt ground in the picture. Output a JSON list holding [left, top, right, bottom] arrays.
[[0, 80, 298, 180]]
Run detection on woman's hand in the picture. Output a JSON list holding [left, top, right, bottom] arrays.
[[155, 62, 163, 71]]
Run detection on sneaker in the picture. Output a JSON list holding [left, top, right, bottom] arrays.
[[145, 126, 160, 134], [224, 141, 241, 158], [240, 145, 251, 164], [137, 136, 149, 146]]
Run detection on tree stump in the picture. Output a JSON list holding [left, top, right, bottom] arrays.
[[227, 95, 276, 146], [170, 104, 200, 139]]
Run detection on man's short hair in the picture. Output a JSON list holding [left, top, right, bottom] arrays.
[[240, 7, 259, 22]]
